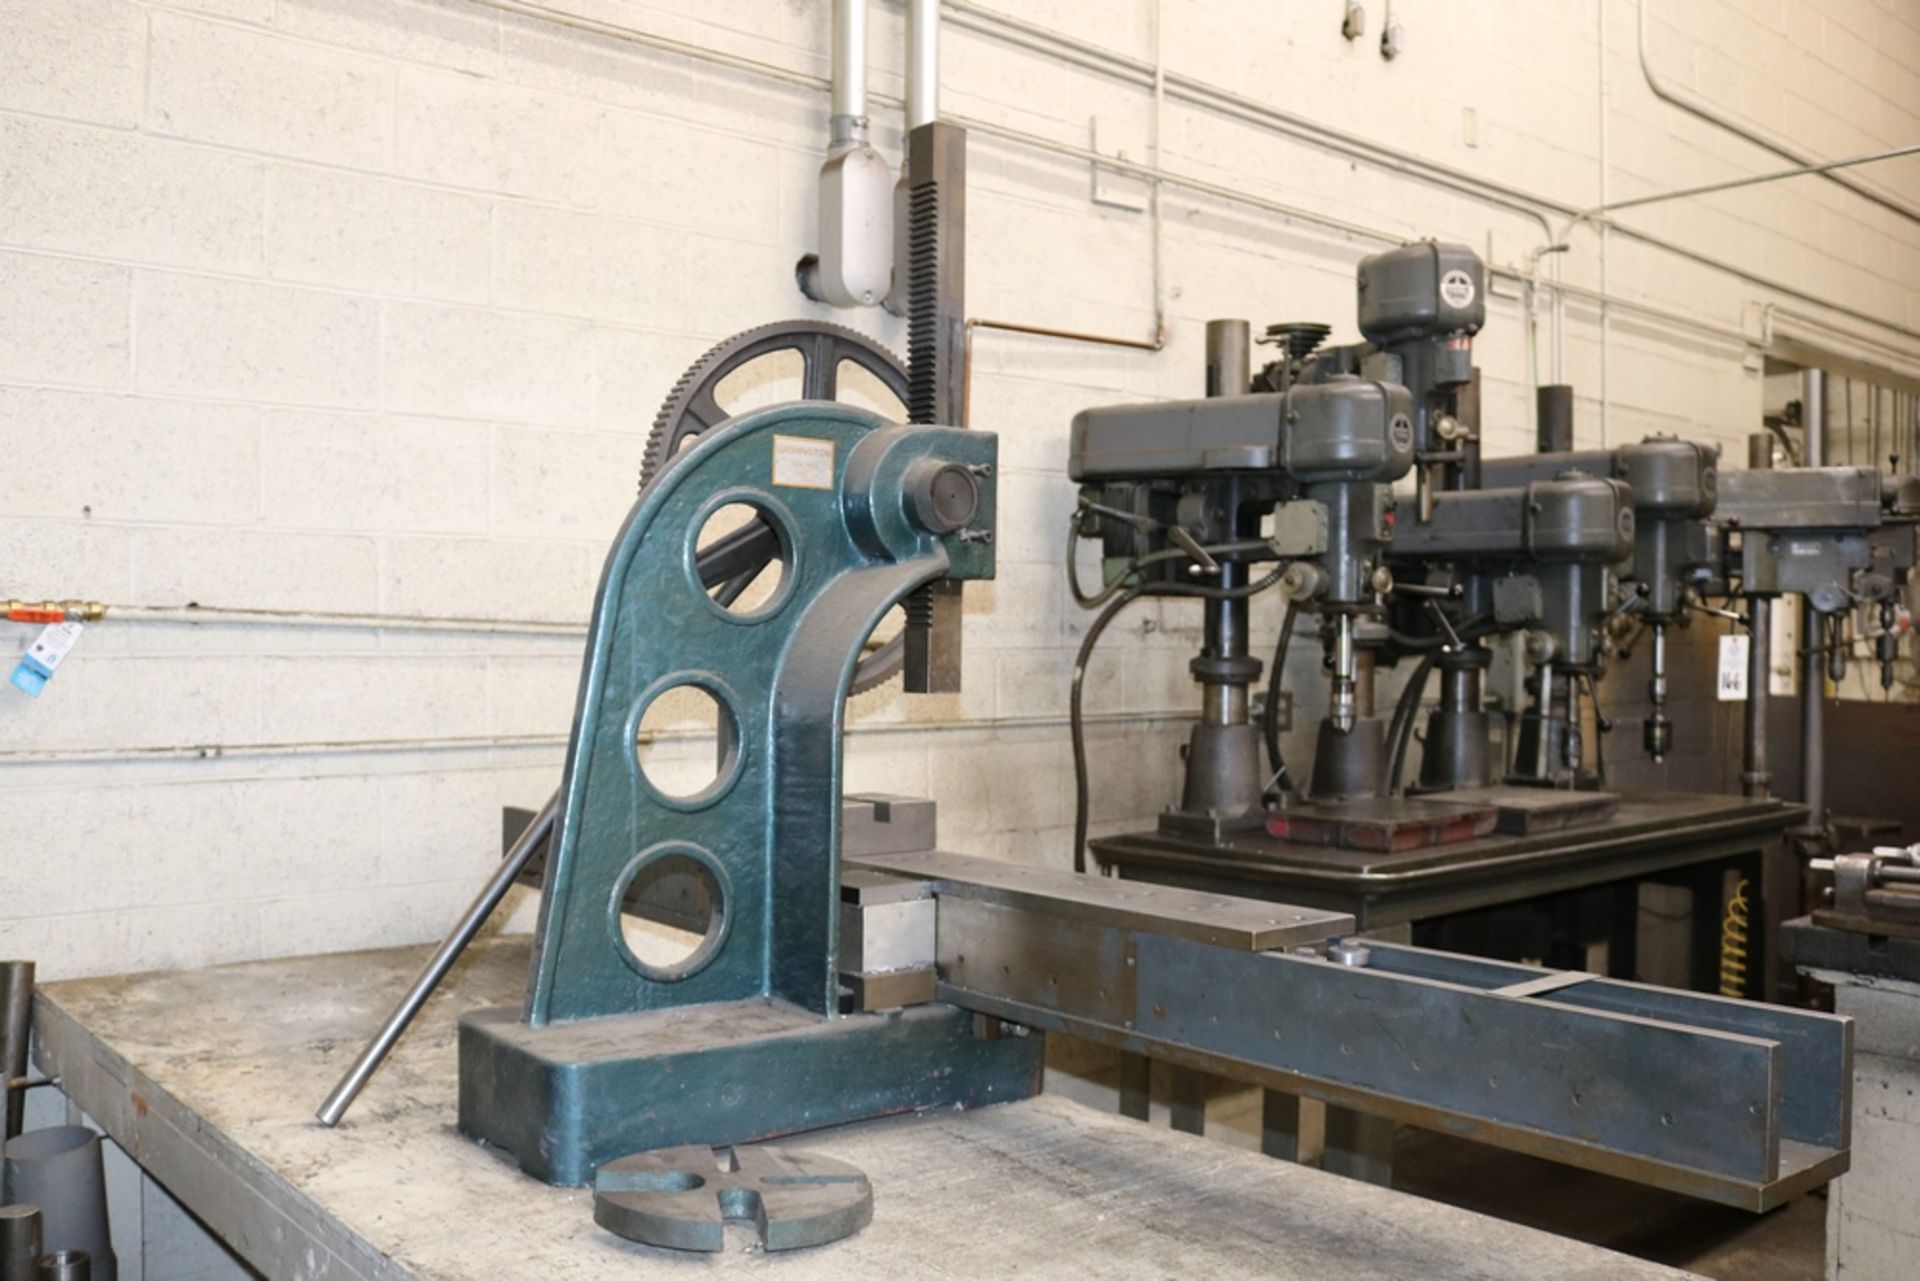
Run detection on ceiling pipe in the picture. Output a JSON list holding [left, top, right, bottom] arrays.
[[905, 0, 939, 129], [884, 0, 942, 316], [798, 0, 893, 307], [468, 0, 1920, 359], [1636, 0, 1920, 227], [830, 0, 869, 122]]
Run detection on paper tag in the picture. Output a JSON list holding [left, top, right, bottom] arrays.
[[771, 434, 835, 490], [10, 621, 84, 697], [1717, 633, 1749, 701]]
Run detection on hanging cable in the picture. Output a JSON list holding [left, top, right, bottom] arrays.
[[1072, 585, 1145, 874], [1261, 600, 1298, 783], [1386, 653, 1437, 794], [1069, 565, 1291, 874]]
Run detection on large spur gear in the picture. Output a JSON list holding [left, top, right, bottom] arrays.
[[645, 321, 912, 694]]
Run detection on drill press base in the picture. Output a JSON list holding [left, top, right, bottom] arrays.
[[458, 999, 1042, 1186]]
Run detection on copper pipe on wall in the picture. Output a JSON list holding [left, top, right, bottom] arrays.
[[960, 318, 1165, 427]]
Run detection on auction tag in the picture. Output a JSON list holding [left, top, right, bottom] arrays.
[[771, 434, 834, 490], [10, 621, 85, 697], [1717, 633, 1749, 701]]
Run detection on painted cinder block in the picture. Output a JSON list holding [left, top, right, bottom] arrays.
[[381, 534, 594, 622], [132, 525, 382, 613], [393, 65, 601, 200], [261, 409, 489, 535], [381, 300, 596, 425], [0, 387, 260, 524], [134, 272, 380, 408], [0, 0, 144, 128], [489, 423, 642, 540], [274, 0, 503, 77], [491, 202, 689, 323], [266, 167, 491, 304], [598, 111, 783, 243], [148, 12, 396, 170], [0, 115, 264, 273], [0, 251, 129, 389], [0, 654, 261, 753]]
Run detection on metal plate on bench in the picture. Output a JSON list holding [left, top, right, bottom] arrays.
[[847, 849, 1351, 951], [1265, 796, 1499, 852], [594, 1144, 873, 1253], [1462, 786, 1621, 835]]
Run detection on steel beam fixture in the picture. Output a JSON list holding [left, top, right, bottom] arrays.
[[856, 849, 1849, 1211]]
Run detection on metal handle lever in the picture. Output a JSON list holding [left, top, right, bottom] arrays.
[[315, 790, 559, 1127], [1167, 526, 1221, 576], [1423, 600, 1465, 651]]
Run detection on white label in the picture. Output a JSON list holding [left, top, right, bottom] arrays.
[[771, 434, 835, 490], [1717, 633, 1749, 701], [29, 621, 85, 673], [1440, 269, 1476, 310]]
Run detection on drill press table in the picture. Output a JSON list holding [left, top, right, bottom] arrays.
[[29, 938, 1697, 1280], [1099, 790, 1802, 996]]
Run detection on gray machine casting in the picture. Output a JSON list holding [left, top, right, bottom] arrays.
[[1066, 238, 1820, 1027], [1711, 463, 1920, 821]]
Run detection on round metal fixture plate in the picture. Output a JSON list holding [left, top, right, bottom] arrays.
[[594, 1144, 873, 1253]]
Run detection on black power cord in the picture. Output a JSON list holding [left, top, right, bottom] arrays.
[[1261, 600, 1299, 785], [1069, 565, 1290, 874]]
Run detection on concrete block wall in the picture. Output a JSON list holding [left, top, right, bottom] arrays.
[[2, 0, 1917, 978], [1824, 976, 1920, 1280]]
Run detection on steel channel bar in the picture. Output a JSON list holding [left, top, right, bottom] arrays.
[[1358, 942, 1850, 1149], [926, 895, 1848, 1209]]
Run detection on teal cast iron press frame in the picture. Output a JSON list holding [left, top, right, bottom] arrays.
[[458, 402, 1040, 1186]]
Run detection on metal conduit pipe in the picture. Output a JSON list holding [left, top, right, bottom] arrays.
[[1801, 367, 1828, 839], [936, 0, 1920, 351], [831, 0, 868, 122], [1636, 0, 1920, 227], [805, 0, 892, 307], [906, 0, 939, 129], [464, 0, 1913, 361], [2, 599, 588, 636], [467, 0, 1920, 358], [0, 710, 1197, 766]]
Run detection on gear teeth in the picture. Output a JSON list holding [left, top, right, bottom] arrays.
[[640, 355, 712, 493], [636, 320, 912, 693], [905, 181, 941, 426], [638, 320, 907, 495]]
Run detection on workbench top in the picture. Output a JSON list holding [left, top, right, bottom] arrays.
[[34, 939, 1696, 1280]]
